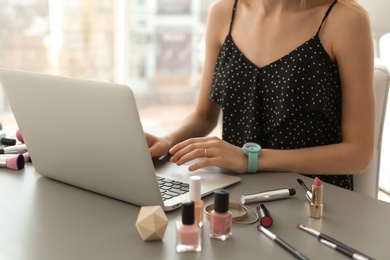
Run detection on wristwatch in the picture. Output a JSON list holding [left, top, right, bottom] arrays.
[[242, 142, 261, 173]]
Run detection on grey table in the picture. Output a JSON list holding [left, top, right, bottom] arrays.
[[1, 164, 389, 260]]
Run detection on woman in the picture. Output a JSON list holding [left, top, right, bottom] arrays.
[[146, 0, 375, 190]]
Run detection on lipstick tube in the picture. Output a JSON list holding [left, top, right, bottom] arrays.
[[257, 203, 273, 228], [310, 177, 323, 219]]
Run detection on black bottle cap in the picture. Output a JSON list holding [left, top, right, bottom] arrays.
[[181, 201, 195, 225], [1, 138, 17, 146], [214, 189, 229, 213], [289, 188, 296, 196], [15, 154, 25, 170]]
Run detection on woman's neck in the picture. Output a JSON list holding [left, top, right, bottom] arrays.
[[243, 0, 332, 16]]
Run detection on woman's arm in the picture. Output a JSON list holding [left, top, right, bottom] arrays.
[[147, 0, 232, 158]]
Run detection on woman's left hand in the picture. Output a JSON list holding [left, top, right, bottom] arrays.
[[169, 136, 248, 174]]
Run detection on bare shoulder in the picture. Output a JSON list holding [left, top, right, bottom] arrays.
[[206, 0, 236, 45], [208, 0, 235, 17], [322, 1, 372, 59], [329, 2, 371, 37]]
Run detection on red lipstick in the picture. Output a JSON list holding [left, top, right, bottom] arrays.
[[257, 203, 273, 228], [310, 177, 323, 219]]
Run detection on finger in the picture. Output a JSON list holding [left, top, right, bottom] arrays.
[[149, 144, 161, 158], [171, 147, 208, 166], [170, 137, 212, 154], [201, 147, 208, 158], [170, 147, 203, 165], [149, 142, 167, 158], [145, 132, 156, 147], [187, 157, 213, 171], [170, 141, 194, 158]]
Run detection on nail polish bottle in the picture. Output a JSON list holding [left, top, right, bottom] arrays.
[[176, 201, 201, 252], [210, 189, 232, 241], [189, 175, 204, 227]]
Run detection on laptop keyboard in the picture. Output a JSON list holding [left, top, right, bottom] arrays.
[[157, 176, 190, 201]]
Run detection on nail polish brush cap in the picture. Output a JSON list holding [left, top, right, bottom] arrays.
[[182, 201, 195, 225], [189, 176, 201, 201], [214, 189, 230, 213]]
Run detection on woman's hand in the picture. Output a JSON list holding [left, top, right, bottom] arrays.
[[145, 132, 170, 159], [169, 136, 248, 174]]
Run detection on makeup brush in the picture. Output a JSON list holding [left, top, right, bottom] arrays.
[[297, 178, 312, 202], [0, 154, 25, 170]]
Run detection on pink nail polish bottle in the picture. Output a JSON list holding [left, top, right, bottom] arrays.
[[210, 189, 232, 241], [176, 201, 201, 252], [189, 176, 204, 227]]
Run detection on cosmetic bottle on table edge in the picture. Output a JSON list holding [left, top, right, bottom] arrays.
[[210, 189, 232, 241], [176, 201, 201, 252]]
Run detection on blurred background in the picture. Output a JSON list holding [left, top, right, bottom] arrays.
[[0, 0, 213, 133]]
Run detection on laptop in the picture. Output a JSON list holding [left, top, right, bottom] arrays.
[[0, 68, 240, 211]]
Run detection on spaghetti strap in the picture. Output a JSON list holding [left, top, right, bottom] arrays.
[[228, 0, 239, 35], [316, 0, 338, 36]]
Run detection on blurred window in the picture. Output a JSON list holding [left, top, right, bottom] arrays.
[[0, 0, 215, 133]]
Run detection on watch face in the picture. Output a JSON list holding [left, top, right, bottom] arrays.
[[245, 142, 261, 152]]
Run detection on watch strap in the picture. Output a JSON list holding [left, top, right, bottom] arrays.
[[247, 152, 258, 173]]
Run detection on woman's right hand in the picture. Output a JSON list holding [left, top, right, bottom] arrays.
[[145, 132, 171, 159]]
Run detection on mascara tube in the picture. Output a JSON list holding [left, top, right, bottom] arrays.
[[241, 188, 296, 204], [0, 144, 28, 154]]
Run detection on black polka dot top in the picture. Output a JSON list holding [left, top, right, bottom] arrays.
[[209, 0, 353, 190]]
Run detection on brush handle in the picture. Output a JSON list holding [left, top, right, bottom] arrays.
[[319, 235, 372, 260]]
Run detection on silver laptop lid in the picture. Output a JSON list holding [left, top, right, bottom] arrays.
[[0, 68, 165, 207], [0, 68, 241, 211]]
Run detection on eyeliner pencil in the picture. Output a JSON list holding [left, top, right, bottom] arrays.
[[258, 225, 309, 260]]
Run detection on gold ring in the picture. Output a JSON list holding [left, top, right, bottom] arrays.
[[202, 147, 207, 158]]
